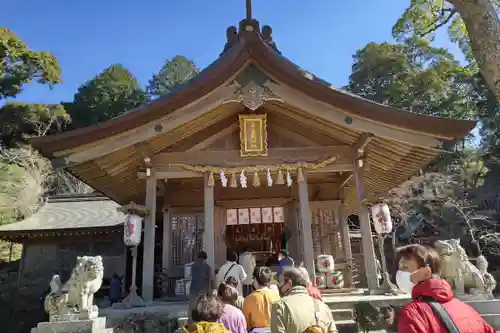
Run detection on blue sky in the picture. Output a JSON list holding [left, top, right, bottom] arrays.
[[2, 0, 463, 105]]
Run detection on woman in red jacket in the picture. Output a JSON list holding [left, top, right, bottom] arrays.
[[396, 244, 495, 333]]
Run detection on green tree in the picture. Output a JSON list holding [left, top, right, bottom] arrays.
[[147, 55, 199, 98], [345, 37, 478, 171], [0, 27, 61, 99], [68, 64, 148, 128], [346, 37, 476, 119], [393, 0, 500, 100], [0, 102, 70, 147]]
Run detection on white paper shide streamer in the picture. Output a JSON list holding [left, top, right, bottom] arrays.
[[220, 170, 228, 187], [240, 170, 247, 188], [266, 168, 273, 187], [286, 170, 292, 187]]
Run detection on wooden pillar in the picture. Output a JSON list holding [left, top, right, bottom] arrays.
[[338, 202, 354, 288], [203, 174, 215, 270], [298, 171, 315, 281], [142, 174, 157, 303], [162, 206, 171, 272], [353, 158, 379, 291]]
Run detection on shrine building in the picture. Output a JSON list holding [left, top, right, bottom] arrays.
[[28, 11, 475, 303]]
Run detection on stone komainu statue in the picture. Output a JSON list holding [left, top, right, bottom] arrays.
[[434, 239, 496, 298], [44, 255, 104, 321]]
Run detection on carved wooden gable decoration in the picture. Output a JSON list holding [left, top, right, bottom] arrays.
[[239, 114, 268, 157]]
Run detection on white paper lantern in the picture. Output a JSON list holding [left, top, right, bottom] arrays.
[[370, 203, 393, 234], [124, 214, 143, 246]]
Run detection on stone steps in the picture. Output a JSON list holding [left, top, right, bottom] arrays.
[[335, 320, 360, 333], [331, 309, 354, 322]]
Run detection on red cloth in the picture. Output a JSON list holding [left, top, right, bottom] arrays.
[[307, 285, 323, 301], [398, 278, 496, 333]]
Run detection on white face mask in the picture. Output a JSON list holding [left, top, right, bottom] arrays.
[[396, 270, 414, 294]]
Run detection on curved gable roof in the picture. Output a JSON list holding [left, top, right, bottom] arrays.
[[30, 29, 476, 156]]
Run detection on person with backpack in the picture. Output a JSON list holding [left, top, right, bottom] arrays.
[[271, 267, 336, 333], [396, 244, 495, 333], [216, 251, 246, 295]]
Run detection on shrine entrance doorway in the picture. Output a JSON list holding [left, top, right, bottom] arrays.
[[224, 206, 286, 266]]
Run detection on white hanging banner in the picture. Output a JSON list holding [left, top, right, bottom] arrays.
[[370, 203, 393, 234], [124, 214, 143, 246]]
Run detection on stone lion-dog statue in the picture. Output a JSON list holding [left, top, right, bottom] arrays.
[[44, 255, 104, 321], [434, 239, 496, 298]]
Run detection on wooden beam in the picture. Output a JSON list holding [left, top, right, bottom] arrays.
[[353, 133, 374, 156], [187, 123, 238, 151], [270, 126, 319, 146], [57, 84, 236, 165], [137, 167, 200, 179], [266, 82, 442, 147], [152, 145, 354, 167], [340, 174, 353, 188]]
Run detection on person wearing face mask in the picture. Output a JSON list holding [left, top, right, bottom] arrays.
[[242, 266, 280, 333], [271, 267, 337, 333], [396, 244, 495, 333]]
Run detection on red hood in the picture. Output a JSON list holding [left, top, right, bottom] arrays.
[[411, 278, 454, 303]]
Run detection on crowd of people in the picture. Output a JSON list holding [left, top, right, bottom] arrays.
[[181, 245, 496, 333]]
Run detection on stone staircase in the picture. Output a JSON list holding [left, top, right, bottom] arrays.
[[324, 290, 363, 333]]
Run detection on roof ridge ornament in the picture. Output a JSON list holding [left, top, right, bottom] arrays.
[[223, 80, 283, 111], [220, 0, 279, 55]]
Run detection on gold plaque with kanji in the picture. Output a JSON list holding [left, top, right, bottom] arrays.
[[239, 114, 268, 157]]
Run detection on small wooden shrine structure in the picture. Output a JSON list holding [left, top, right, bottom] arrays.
[[29, 7, 475, 303]]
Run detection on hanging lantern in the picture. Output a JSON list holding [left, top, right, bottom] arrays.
[[207, 172, 215, 187], [276, 169, 285, 185], [240, 170, 248, 188], [286, 170, 292, 187], [124, 214, 143, 246], [266, 168, 273, 187], [252, 172, 260, 187], [230, 173, 237, 188], [371, 203, 393, 234], [220, 170, 228, 187]]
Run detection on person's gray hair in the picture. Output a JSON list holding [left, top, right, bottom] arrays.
[[296, 265, 312, 286], [282, 266, 308, 287]]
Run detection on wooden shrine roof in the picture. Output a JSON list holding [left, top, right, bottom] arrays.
[[27, 20, 476, 212]]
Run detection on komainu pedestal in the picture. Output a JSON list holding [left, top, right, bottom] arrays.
[[36, 317, 106, 333]]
